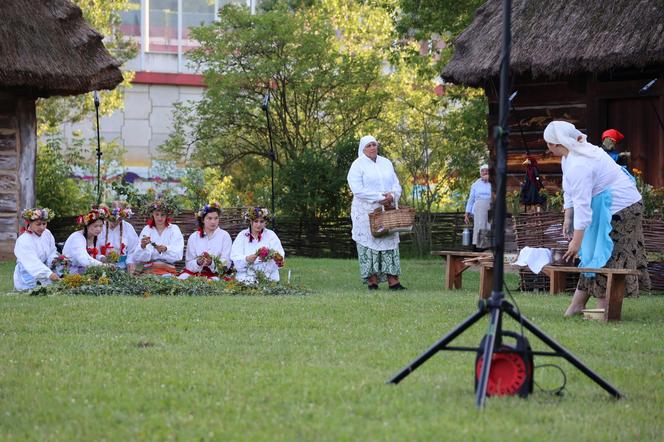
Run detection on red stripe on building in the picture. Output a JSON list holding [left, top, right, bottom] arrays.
[[132, 71, 206, 87]]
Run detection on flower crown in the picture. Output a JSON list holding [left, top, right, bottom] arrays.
[[196, 201, 222, 220], [109, 206, 133, 222], [244, 207, 271, 222], [145, 199, 178, 216], [76, 207, 110, 227], [21, 207, 55, 223]]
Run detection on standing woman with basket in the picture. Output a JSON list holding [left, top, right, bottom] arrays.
[[347, 135, 406, 290]]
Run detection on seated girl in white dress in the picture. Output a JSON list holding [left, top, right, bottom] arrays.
[[62, 207, 110, 274], [99, 201, 139, 272], [179, 201, 233, 280], [131, 199, 184, 276], [231, 207, 285, 283], [13, 207, 60, 290]]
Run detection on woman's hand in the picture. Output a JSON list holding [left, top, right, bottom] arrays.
[[563, 230, 584, 262], [140, 236, 151, 249], [155, 245, 168, 254], [49, 272, 60, 282], [379, 192, 394, 206], [197, 256, 212, 267], [246, 254, 257, 264], [464, 212, 471, 224]]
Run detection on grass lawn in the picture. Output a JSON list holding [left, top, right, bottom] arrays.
[[1, 257, 663, 441]]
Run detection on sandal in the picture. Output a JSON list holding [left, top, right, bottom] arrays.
[[389, 283, 407, 290], [368, 284, 379, 290]]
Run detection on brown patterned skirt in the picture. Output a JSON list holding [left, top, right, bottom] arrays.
[[578, 201, 650, 298]]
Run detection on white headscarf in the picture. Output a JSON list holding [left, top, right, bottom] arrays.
[[543, 121, 603, 159], [358, 135, 377, 157], [479, 164, 489, 172]]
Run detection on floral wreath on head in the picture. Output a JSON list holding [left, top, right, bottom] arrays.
[[101, 202, 134, 223], [196, 201, 222, 221], [21, 207, 55, 224], [76, 207, 110, 227], [243, 207, 271, 223], [144, 199, 178, 216]]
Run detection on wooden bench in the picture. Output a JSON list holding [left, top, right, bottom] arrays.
[[431, 250, 493, 290], [479, 262, 641, 321]]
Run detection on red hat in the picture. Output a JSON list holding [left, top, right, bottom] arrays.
[[602, 129, 624, 143]]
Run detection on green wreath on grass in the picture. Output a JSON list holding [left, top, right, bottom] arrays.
[[30, 266, 308, 297]]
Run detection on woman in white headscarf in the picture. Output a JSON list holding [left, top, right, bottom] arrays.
[[543, 121, 649, 316], [464, 164, 492, 248], [347, 135, 406, 290]]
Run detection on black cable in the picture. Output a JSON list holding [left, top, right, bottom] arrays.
[[534, 363, 567, 396]]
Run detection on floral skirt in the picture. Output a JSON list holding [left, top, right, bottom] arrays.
[[356, 244, 401, 283], [578, 201, 650, 298]]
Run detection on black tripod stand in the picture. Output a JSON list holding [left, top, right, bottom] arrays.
[[93, 91, 102, 206], [387, 0, 622, 408]]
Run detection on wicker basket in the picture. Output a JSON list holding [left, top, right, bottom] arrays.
[[369, 203, 416, 237]]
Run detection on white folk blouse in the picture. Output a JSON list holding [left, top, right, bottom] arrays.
[[230, 228, 285, 283], [132, 223, 184, 264], [62, 230, 104, 273], [13, 229, 59, 290], [182, 228, 233, 275], [99, 220, 139, 264]]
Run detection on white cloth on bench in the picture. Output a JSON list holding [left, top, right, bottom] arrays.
[[514, 247, 552, 274]]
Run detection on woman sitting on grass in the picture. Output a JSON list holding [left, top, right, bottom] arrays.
[[62, 207, 110, 274], [179, 201, 233, 280], [13, 208, 60, 290], [99, 201, 138, 273], [132, 199, 184, 276], [231, 207, 285, 283]]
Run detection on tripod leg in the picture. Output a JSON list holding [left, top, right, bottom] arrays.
[[504, 308, 622, 399], [388, 308, 486, 384], [475, 306, 501, 408]]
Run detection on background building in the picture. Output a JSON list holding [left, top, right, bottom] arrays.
[[63, 0, 257, 189]]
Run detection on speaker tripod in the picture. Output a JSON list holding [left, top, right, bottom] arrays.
[[387, 292, 623, 407], [387, 0, 621, 408]]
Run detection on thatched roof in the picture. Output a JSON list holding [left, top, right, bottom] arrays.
[[443, 0, 664, 86], [0, 0, 123, 97]]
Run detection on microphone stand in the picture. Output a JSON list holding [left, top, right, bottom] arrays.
[[93, 91, 102, 206], [262, 92, 276, 232]]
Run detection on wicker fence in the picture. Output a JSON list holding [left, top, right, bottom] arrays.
[[48, 210, 516, 259]]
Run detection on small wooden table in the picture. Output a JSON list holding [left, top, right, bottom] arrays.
[[431, 250, 492, 290], [479, 262, 641, 321]]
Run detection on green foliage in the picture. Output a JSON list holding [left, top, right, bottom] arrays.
[[35, 136, 95, 216], [30, 266, 308, 297], [278, 139, 355, 220], [634, 168, 664, 221]]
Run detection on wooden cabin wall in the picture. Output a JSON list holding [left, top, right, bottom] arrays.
[[484, 68, 664, 195], [484, 75, 588, 196], [0, 92, 37, 260], [0, 93, 20, 259]]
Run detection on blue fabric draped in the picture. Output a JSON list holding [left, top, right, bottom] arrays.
[[579, 189, 613, 277]]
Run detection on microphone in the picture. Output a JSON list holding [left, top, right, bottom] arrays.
[[639, 79, 657, 95], [509, 91, 518, 102], [261, 91, 270, 110], [93, 90, 100, 107]]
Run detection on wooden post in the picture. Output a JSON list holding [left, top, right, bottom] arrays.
[[479, 264, 493, 299], [604, 273, 626, 321], [17, 97, 36, 212]]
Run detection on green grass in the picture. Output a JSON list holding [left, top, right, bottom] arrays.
[[1, 258, 663, 441]]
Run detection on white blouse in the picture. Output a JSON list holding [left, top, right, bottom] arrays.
[[13, 229, 59, 290], [561, 150, 641, 230], [62, 230, 104, 270], [132, 224, 184, 264], [99, 220, 139, 264], [465, 178, 492, 214], [230, 228, 285, 283], [347, 154, 403, 251], [183, 228, 233, 274]]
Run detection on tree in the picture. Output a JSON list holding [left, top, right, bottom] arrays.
[[162, 1, 394, 218]]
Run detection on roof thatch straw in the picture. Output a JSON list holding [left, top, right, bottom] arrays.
[[443, 0, 664, 86], [0, 0, 123, 97]]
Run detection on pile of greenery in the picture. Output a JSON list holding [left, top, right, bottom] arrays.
[[29, 266, 308, 297]]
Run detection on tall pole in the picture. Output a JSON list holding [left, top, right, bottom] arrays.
[[93, 91, 102, 206], [262, 90, 276, 231]]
